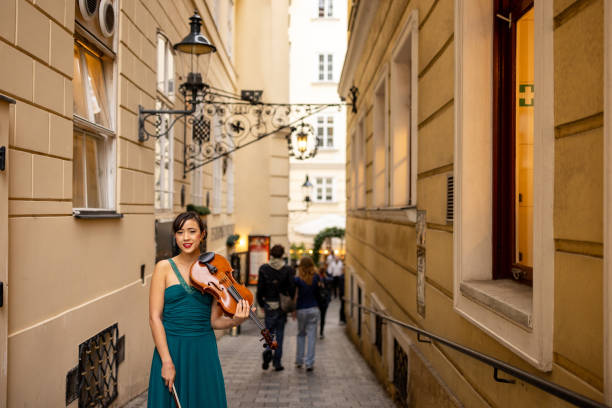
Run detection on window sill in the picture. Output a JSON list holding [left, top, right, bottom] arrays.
[[311, 81, 338, 86], [73, 210, 123, 219], [310, 17, 340, 22], [460, 279, 532, 329]]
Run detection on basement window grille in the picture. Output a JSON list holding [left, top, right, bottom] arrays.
[[446, 174, 454, 223], [375, 315, 383, 355], [393, 339, 409, 407], [72, 324, 121, 408]]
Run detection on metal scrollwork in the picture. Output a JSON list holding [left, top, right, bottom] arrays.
[[138, 78, 349, 176]]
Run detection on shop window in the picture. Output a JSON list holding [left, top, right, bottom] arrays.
[[154, 100, 173, 211], [493, 1, 534, 284], [389, 13, 418, 207], [157, 32, 175, 99], [373, 68, 389, 208], [191, 167, 204, 206], [73, 39, 116, 210]]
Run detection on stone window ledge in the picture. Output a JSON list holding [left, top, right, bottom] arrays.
[[460, 280, 532, 329]]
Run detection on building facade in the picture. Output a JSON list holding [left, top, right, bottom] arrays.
[[340, 0, 611, 406], [0, 0, 288, 406], [288, 0, 347, 250]]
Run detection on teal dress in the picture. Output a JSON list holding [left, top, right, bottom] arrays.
[[148, 259, 227, 408]]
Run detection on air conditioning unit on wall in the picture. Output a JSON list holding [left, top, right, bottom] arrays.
[[75, 0, 117, 52]]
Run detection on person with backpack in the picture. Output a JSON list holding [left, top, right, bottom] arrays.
[[256, 245, 295, 371], [316, 266, 332, 339]]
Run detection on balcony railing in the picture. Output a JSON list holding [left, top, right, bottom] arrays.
[[344, 299, 608, 408]]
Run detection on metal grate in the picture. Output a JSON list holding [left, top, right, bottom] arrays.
[[78, 324, 120, 408], [446, 174, 454, 223], [375, 315, 383, 355], [192, 116, 211, 145], [393, 339, 409, 407]]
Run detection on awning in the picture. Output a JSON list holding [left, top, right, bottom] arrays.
[[293, 214, 346, 236]]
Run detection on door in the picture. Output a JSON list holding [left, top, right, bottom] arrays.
[[0, 95, 15, 408]]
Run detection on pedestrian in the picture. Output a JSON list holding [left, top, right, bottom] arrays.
[[328, 253, 344, 298], [256, 244, 295, 372], [148, 211, 251, 407], [316, 266, 332, 339], [293, 256, 321, 371]]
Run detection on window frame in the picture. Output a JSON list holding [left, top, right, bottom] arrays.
[[453, 0, 554, 370], [154, 100, 174, 212], [156, 31, 175, 101], [388, 11, 419, 208], [72, 33, 118, 212], [492, 0, 534, 283], [313, 176, 334, 203], [317, 0, 334, 18], [372, 65, 390, 209], [316, 53, 334, 82], [316, 115, 335, 149]]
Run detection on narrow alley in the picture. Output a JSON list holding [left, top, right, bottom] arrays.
[[125, 299, 394, 408]]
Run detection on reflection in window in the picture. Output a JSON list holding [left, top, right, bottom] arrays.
[[318, 0, 333, 17], [157, 33, 175, 98], [154, 101, 173, 211], [73, 129, 112, 209], [73, 42, 111, 129], [515, 8, 534, 271]]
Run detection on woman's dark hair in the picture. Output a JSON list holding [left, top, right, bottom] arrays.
[[270, 244, 285, 258], [173, 211, 206, 237]]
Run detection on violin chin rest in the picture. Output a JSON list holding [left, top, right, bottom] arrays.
[[199, 252, 215, 264]]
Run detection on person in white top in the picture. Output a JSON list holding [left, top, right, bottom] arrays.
[[327, 255, 344, 298]]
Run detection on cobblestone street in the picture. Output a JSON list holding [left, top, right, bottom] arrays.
[[125, 298, 395, 407]]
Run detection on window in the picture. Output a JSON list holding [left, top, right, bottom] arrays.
[[493, 1, 534, 284], [318, 0, 333, 17], [373, 69, 389, 208], [191, 167, 204, 206], [314, 177, 333, 202], [227, 0, 234, 60], [317, 53, 334, 81], [154, 101, 173, 211], [212, 118, 222, 214], [454, 0, 554, 369], [389, 15, 418, 207], [316, 116, 334, 147], [350, 118, 365, 209], [157, 33, 175, 99], [73, 39, 116, 210], [226, 156, 234, 213]]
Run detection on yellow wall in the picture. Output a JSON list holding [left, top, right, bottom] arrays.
[[342, 0, 606, 406]]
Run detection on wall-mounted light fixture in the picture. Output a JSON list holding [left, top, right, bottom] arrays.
[[138, 11, 352, 179]]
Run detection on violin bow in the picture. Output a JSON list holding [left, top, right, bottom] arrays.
[[172, 384, 182, 408]]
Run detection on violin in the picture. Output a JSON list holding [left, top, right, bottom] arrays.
[[189, 252, 277, 350]]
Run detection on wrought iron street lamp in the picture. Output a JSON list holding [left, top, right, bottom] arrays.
[[138, 11, 351, 178], [302, 175, 314, 209]]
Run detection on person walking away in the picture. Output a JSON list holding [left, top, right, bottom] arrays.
[[316, 266, 332, 339], [256, 245, 295, 371], [293, 257, 320, 371]]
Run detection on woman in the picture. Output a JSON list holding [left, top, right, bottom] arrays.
[[293, 256, 320, 371], [316, 266, 332, 339], [148, 212, 251, 407]]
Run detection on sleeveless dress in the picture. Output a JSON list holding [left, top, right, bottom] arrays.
[[147, 259, 227, 408]]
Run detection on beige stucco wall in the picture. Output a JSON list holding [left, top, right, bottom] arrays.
[[233, 0, 290, 252], [341, 0, 607, 406], [0, 0, 258, 406]]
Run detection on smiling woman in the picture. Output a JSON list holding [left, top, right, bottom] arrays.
[[147, 211, 250, 407]]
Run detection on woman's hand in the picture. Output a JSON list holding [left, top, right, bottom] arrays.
[[232, 299, 253, 326], [161, 360, 176, 392]]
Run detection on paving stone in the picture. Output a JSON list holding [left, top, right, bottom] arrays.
[[122, 299, 395, 407]]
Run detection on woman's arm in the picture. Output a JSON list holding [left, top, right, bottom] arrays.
[[210, 299, 253, 330], [149, 261, 175, 391]]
